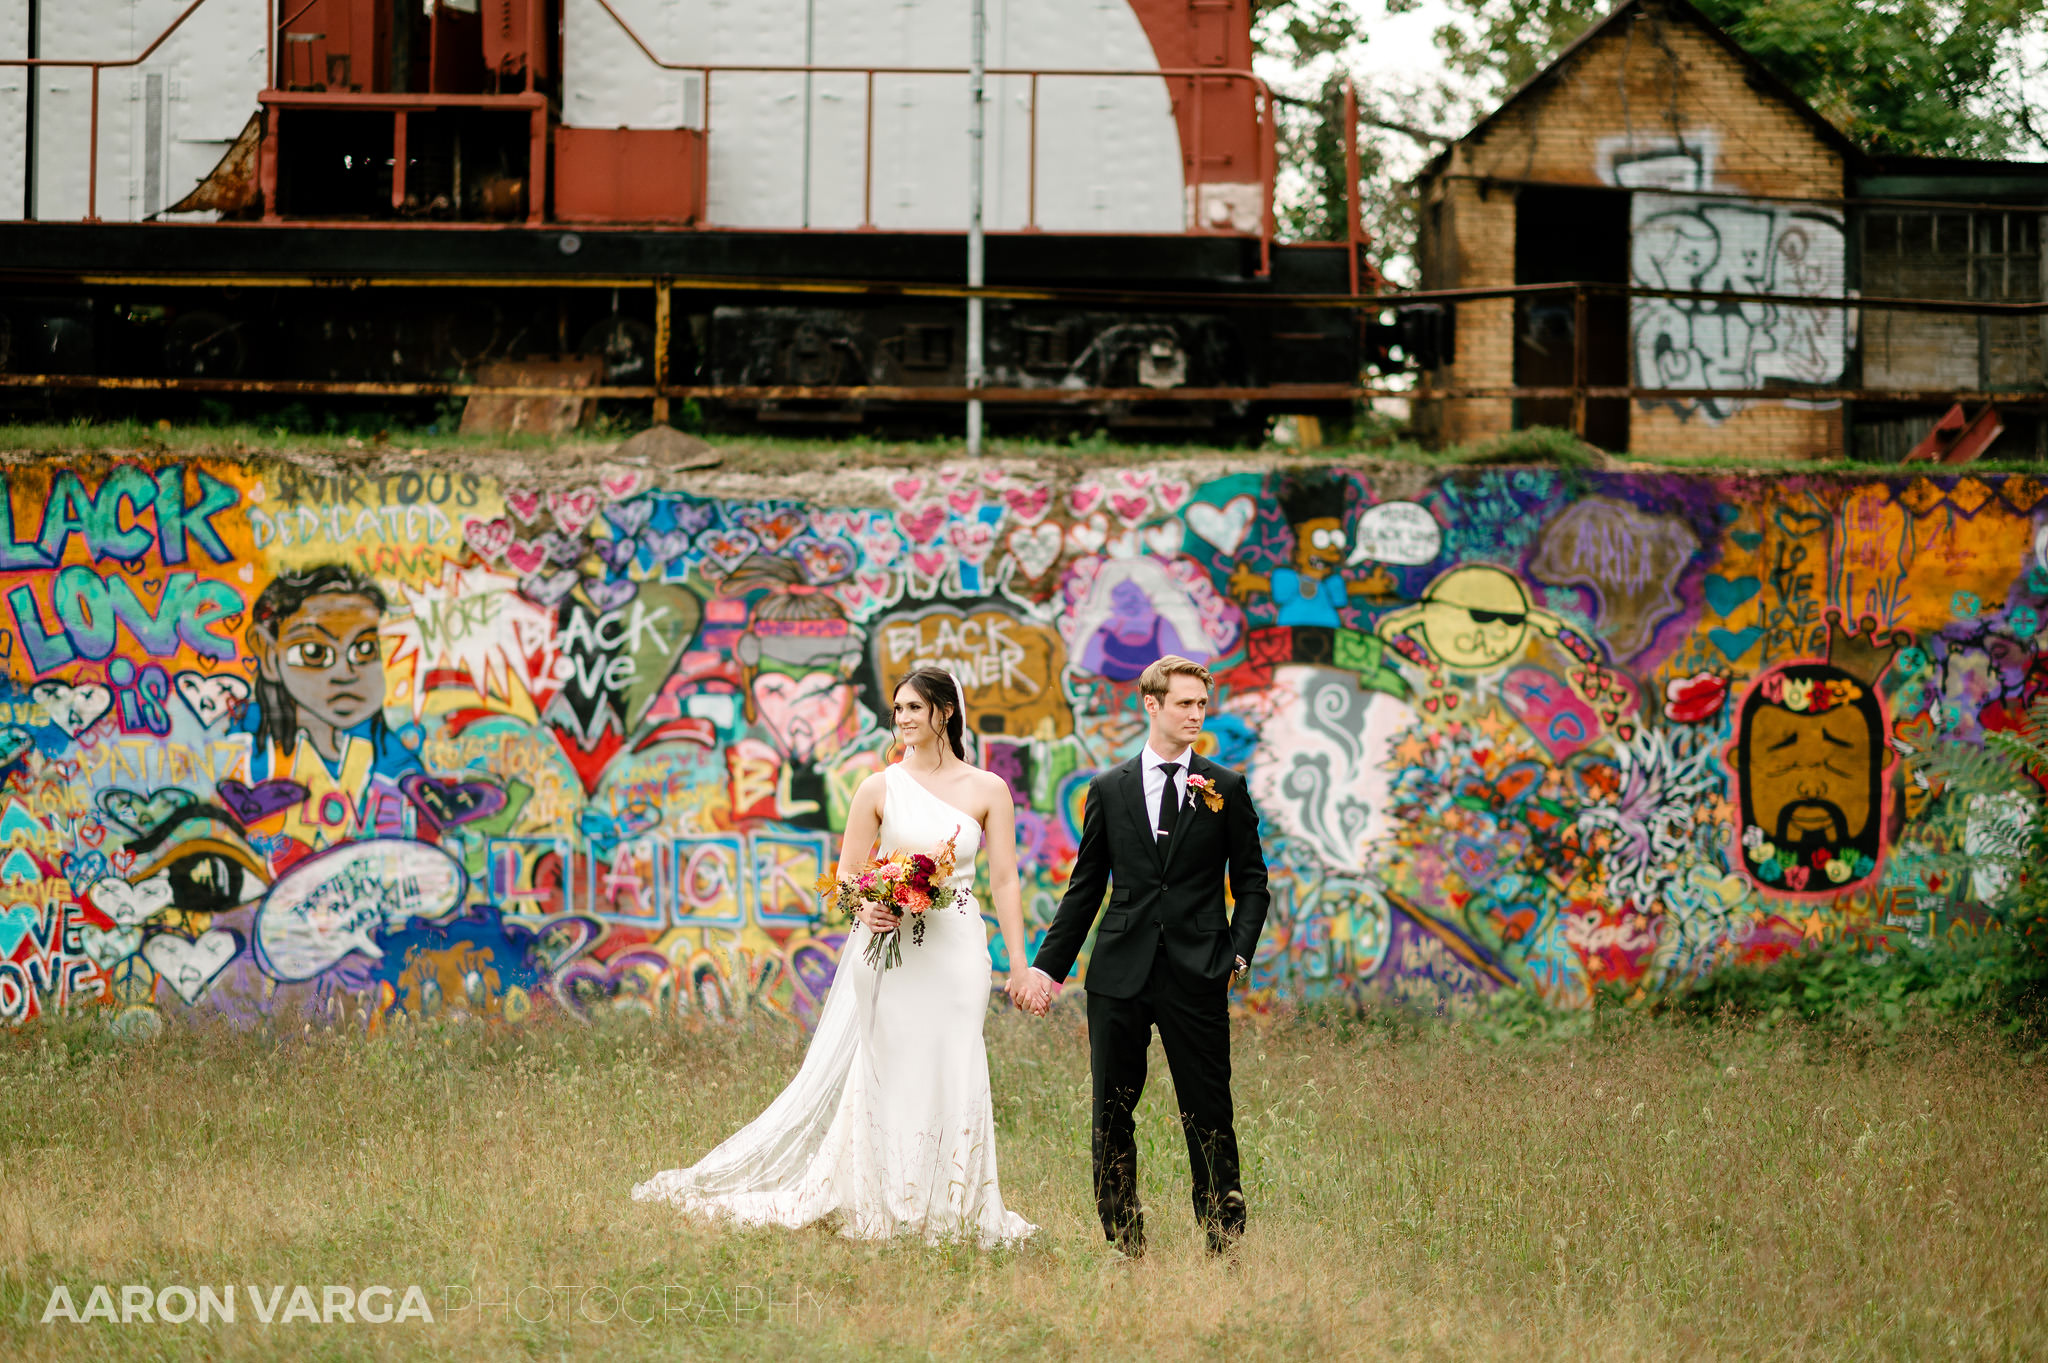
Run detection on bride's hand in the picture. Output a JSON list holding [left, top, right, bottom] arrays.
[[857, 904, 898, 933]]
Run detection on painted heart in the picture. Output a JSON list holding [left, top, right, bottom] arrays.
[[0, 726, 31, 769], [935, 465, 966, 488], [1155, 478, 1191, 512], [1116, 469, 1155, 493], [31, 681, 113, 737], [858, 527, 904, 568], [400, 773, 508, 829], [174, 673, 250, 729], [909, 550, 949, 581], [740, 507, 807, 553], [0, 902, 34, 958], [78, 922, 141, 969], [543, 532, 589, 568], [980, 466, 1009, 487], [1703, 574, 1762, 618], [669, 501, 717, 537], [1186, 496, 1257, 557], [1142, 522, 1183, 558], [216, 778, 308, 826], [1109, 493, 1152, 526], [947, 521, 997, 566], [61, 851, 107, 894], [600, 468, 647, 500], [946, 491, 982, 518], [595, 536, 639, 572], [78, 821, 105, 848], [604, 499, 654, 537], [549, 487, 601, 536], [1008, 524, 1063, 580], [1773, 505, 1827, 541], [505, 489, 543, 524], [99, 787, 195, 836], [463, 517, 514, 562], [585, 575, 638, 612], [791, 537, 855, 584], [897, 505, 948, 545], [520, 570, 580, 607], [503, 540, 548, 576], [110, 850, 134, 876], [1442, 694, 1460, 710], [643, 529, 692, 564], [890, 477, 926, 506], [1068, 514, 1108, 556], [1708, 626, 1763, 662], [142, 927, 240, 1005], [1105, 527, 1142, 559], [1068, 482, 1105, 517], [88, 876, 174, 927], [695, 527, 762, 574], [809, 510, 864, 541], [1003, 484, 1052, 525], [1731, 531, 1765, 551]]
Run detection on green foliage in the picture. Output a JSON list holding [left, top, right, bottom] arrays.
[[1252, 0, 1363, 64], [1692, 0, 2048, 157], [1664, 931, 2048, 1041], [1431, 0, 2048, 158]]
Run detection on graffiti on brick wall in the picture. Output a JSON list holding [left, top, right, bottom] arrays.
[[0, 455, 2040, 1030], [1598, 131, 1846, 422]]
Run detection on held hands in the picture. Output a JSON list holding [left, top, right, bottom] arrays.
[[1006, 968, 1056, 1017]]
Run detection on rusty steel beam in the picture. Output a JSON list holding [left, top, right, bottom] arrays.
[[5, 373, 2044, 407], [1, 268, 2040, 320]]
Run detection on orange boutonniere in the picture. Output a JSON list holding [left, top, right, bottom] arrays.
[[1185, 773, 1225, 813]]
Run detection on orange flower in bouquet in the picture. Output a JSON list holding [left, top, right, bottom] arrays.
[[814, 831, 962, 969]]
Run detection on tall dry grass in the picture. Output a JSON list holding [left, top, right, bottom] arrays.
[[1, 1001, 2042, 1361]]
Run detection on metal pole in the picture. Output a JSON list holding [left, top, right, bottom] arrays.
[[965, 0, 985, 456]]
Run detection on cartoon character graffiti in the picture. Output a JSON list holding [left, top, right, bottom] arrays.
[[240, 564, 419, 849], [1376, 565, 1566, 674], [726, 556, 867, 766], [1226, 474, 1390, 636], [1062, 556, 1237, 681], [1731, 613, 1906, 893]]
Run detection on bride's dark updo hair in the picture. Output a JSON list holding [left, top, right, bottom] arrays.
[[893, 668, 967, 761]]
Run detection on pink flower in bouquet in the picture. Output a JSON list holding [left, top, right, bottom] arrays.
[[875, 861, 904, 880]]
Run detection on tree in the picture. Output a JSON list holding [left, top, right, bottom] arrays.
[[1431, 0, 2048, 158]]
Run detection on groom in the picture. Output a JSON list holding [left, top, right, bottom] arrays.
[[1015, 655, 1270, 1258]]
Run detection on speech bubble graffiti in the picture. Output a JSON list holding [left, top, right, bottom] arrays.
[[1347, 501, 1443, 567], [254, 839, 465, 982]]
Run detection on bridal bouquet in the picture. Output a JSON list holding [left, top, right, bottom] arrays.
[[814, 831, 962, 970]]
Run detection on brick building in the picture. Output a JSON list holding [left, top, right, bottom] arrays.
[[1410, 0, 2047, 459]]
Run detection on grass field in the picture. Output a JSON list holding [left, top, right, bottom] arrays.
[[1, 1004, 2044, 1361]]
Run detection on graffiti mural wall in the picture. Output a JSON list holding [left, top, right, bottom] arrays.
[[0, 454, 2032, 1030]]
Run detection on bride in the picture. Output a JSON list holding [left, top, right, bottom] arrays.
[[632, 667, 1039, 1246]]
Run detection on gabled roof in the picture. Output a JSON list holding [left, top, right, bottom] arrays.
[[1421, 0, 1864, 178]]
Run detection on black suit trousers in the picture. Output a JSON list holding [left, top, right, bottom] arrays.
[[1086, 937, 1243, 1244]]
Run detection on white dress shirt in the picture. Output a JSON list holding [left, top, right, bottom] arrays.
[[1140, 740, 1193, 838]]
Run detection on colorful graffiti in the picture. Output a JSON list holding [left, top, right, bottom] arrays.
[[0, 455, 2038, 1030]]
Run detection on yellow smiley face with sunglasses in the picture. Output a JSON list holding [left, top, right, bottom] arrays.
[[1380, 564, 1565, 672]]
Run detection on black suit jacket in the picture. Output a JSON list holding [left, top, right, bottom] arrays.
[[1031, 751, 1271, 999]]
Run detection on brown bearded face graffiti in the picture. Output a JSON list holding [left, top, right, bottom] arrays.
[[1734, 663, 1886, 892]]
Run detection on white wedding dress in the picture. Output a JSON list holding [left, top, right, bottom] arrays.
[[632, 764, 1037, 1247]]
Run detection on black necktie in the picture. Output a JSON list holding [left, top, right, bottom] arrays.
[[1156, 762, 1180, 844]]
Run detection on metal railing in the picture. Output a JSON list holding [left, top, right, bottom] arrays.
[[0, 274, 2041, 419], [1, 0, 241, 223], [586, 0, 1280, 271]]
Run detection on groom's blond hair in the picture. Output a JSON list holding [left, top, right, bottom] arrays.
[[1138, 655, 1213, 700]]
